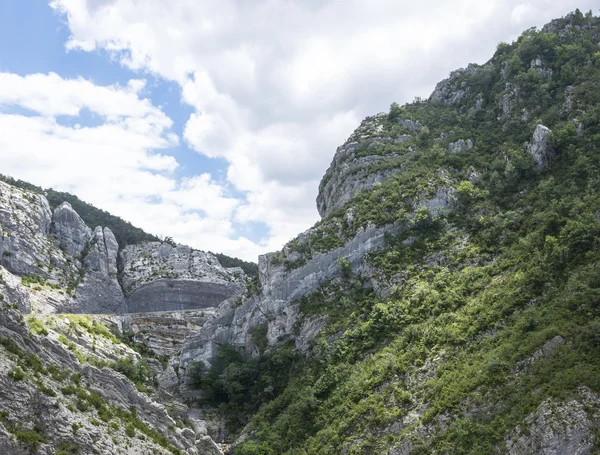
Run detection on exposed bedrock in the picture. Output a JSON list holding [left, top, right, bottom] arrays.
[[121, 242, 246, 314], [176, 221, 403, 378], [126, 279, 240, 313]]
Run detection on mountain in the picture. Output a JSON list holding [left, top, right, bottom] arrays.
[[167, 9, 600, 454], [1, 9, 600, 455], [0, 173, 259, 277]]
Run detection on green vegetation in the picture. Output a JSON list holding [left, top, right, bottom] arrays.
[[212, 252, 259, 277], [26, 315, 49, 336], [58, 380, 181, 454], [189, 342, 300, 432], [56, 441, 81, 454], [61, 314, 121, 345], [201, 10, 600, 454], [20, 274, 60, 290], [119, 330, 169, 367], [0, 411, 47, 451], [111, 356, 153, 393]]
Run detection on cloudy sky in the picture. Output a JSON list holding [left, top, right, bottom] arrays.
[[0, 1, 596, 261]]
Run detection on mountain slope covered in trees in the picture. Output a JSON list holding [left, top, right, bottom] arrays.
[[188, 10, 600, 454]]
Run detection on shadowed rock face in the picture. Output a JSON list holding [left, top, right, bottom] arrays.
[[126, 279, 241, 313], [71, 226, 126, 314], [121, 242, 246, 314]]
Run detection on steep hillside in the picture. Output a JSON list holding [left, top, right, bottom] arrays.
[[174, 10, 600, 454], [0, 266, 224, 454]]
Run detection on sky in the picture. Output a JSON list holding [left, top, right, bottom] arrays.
[[0, 1, 596, 261]]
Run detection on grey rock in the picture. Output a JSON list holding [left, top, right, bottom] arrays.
[[474, 93, 484, 111], [121, 242, 245, 314], [499, 83, 519, 120], [505, 390, 599, 455], [0, 181, 128, 314], [531, 56, 553, 81], [0, 181, 64, 279], [562, 85, 575, 112], [158, 360, 181, 392], [0, 269, 201, 454], [430, 63, 479, 105], [119, 309, 216, 357], [389, 439, 413, 455], [179, 221, 403, 372], [317, 118, 412, 218], [398, 118, 421, 131], [415, 187, 455, 215], [51, 202, 91, 257], [72, 226, 126, 314], [447, 139, 473, 154], [515, 336, 565, 375], [528, 125, 554, 169], [195, 435, 222, 455], [127, 280, 239, 313]]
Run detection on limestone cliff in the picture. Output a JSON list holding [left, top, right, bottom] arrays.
[[0, 181, 245, 315], [121, 242, 245, 313]]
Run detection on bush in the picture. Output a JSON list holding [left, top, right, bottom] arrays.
[[8, 366, 25, 381], [26, 316, 48, 336]]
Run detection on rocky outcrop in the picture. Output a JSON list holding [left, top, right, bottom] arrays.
[[531, 56, 553, 81], [499, 83, 520, 120], [0, 181, 65, 279], [317, 116, 414, 218], [51, 202, 91, 257], [430, 63, 480, 105], [72, 226, 125, 314], [1, 180, 244, 315], [448, 138, 473, 154], [0, 181, 127, 313], [121, 242, 246, 313], [177, 221, 403, 375], [114, 309, 217, 357], [528, 124, 554, 169], [505, 388, 600, 455]]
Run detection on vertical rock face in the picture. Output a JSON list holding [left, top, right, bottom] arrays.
[[0, 181, 127, 313], [121, 242, 246, 313], [528, 124, 554, 169], [84, 227, 119, 278], [51, 202, 91, 257], [72, 226, 126, 314], [1, 179, 247, 315], [0, 181, 60, 278]]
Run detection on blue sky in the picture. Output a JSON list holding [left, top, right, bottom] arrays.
[[0, 1, 596, 261]]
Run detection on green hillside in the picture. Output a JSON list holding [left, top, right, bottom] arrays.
[[192, 10, 600, 454]]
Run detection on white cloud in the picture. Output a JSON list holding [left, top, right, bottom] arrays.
[[0, 72, 263, 260], [12, 0, 596, 261]]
